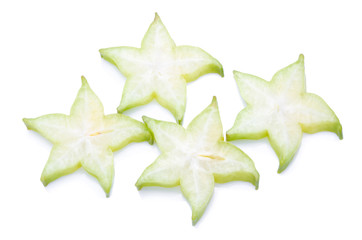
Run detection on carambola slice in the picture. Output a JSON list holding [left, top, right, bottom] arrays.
[[23, 77, 152, 196], [227, 55, 342, 173], [136, 97, 259, 225], [99, 13, 224, 123]]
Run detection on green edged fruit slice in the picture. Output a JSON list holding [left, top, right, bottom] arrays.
[[23, 76, 152, 196], [227, 55, 342, 173], [99, 13, 224, 123], [136, 97, 259, 225]]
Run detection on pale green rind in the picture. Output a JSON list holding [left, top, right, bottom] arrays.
[[180, 169, 214, 225], [99, 48, 155, 117], [99, 13, 223, 123], [142, 116, 186, 153], [297, 93, 343, 139], [270, 54, 306, 94], [153, 76, 187, 124], [116, 76, 155, 113], [136, 152, 181, 190], [233, 70, 270, 106], [267, 117, 303, 174], [176, 46, 224, 82], [212, 142, 259, 189], [23, 114, 73, 144], [116, 75, 186, 124], [25, 76, 152, 196], [226, 106, 268, 141], [41, 143, 82, 186], [102, 114, 152, 151], [187, 96, 223, 143], [70, 76, 104, 124], [141, 13, 176, 53], [228, 55, 342, 173], [81, 147, 114, 197], [99, 47, 144, 78], [137, 97, 259, 224]]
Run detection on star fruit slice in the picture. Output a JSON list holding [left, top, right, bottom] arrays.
[[136, 97, 259, 225], [99, 13, 224, 123], [23, 77, 152, 196], [226, 55, 343, 173]]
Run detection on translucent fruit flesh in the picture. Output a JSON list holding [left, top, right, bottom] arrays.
[[227, 55, 342, 173], [136, 97, 259, 224], [99, 13, 223, 123], [24, 77, 152, 196]]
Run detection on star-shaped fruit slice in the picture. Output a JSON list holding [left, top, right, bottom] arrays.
[[23, 77, 152, 196], [227, 55, 343, 173], [136, 97, 259, 225], [99, 13, 224, 123]]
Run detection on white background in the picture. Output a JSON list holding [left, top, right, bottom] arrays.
[[1, 0, 361, 239]]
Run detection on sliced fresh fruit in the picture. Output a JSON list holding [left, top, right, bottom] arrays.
[[23, 76, 151, 196], [136, 97, 259, 225], [99, 13, 224, 124], [227, 54, 342, 173]]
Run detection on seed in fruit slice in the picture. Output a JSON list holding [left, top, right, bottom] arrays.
[[23, 76, 152, 196], [99, 13, 224, 124], [226, 55, 342, 173], [136, 97, 259, 225]]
